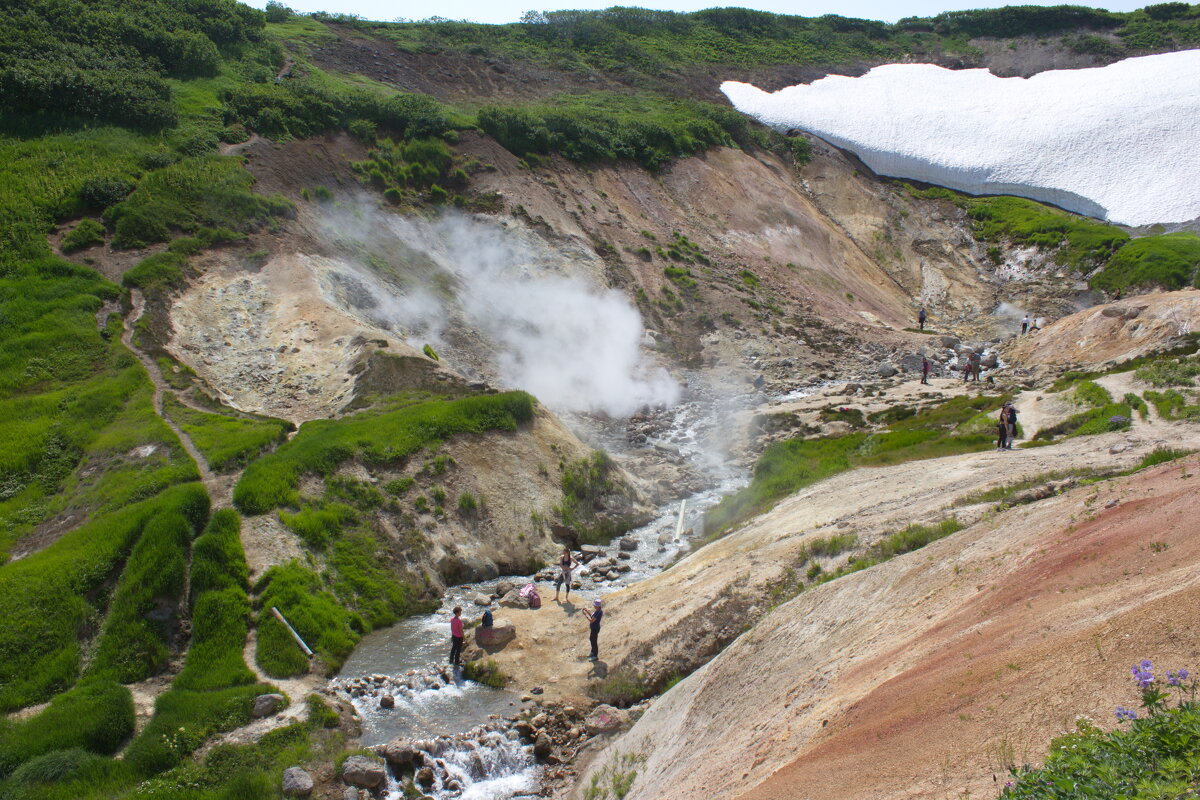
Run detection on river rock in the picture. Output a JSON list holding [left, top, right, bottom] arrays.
[[383, 738, 416, 765], [495, 580, 515, 597], [341, 755, 385, 789], [938, 335, 961, 348], [585, 704, 631, 735], [533, 731, 553, 760], [416, 766, 435, 786], [282, 767, 314, 797], [475, 620, 516, 647], [252, 693, 285, 718], [498, 590, 529, 609], [606, 570, 620, 580], [379, 694, 394, 709], [473, 593, 491, 606], [618, 538, 638, 552], [981, 352, 999, 368], [579, 545, 604, 561]]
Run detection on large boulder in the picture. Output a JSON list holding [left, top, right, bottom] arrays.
[[533, 731, 553, 760], [252, 693, 285, 718], [875, 363, 898, 377], [584, 704, 631, 736], [495, 580, 515, 597], [383, 738, 416, 765], [475, 620, 516, 648], [938, 335, 961, 349], [341, 755, 386, 789], [618, 538, 639, 552], [472, 593, 491, 606], [980, 351, 999, 368], [282, 767, 314, 797], [498, 590, 530, 609]]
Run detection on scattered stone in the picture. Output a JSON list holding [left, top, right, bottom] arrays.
[[282, 767, 314, 797], [533, 731, 553, 760], [584, 704, 631, 735], [496, 580, 515, 597], [473, 593, 492, 606], [1106, 498, 1120, 509], [475, 620, 516, 647], [617, 551, 632, 560], [531, 686, 544, 695], [379, 694, 394, 709], [416, 767, 435, 787], [252, 693, 285, 718], [939, 335, 961, 349], [383, 738, 416, 765], [876, 363, 898, 377], [618, 538, 639, 552], [341, 755, 386, 789], [498, 590, 530, 609], [1110, 443, 1129, 454], [342, 788, 359, 800]]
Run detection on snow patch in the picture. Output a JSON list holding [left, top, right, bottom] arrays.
[[721, 50, 1200, 226]]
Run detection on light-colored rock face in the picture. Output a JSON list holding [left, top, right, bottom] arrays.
[[575, 454, 1200, 800], [168, 251, 421, 423], [722, 50, 1200, 226], [1006, 290, 1200, 367]]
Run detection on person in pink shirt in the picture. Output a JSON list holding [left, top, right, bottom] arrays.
[[449, 606, 464, 667]]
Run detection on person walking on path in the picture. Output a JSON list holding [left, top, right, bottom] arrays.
[[921, 355, 931, 385], [1021, 315, 1030, 335], [918, 307, 927, 331], [449, 606, 464, 667], [584, 598, 603, 661], [554, 547, 576, 603], [996, 404, 1009, 449], [1004, 401, 1019, 449]]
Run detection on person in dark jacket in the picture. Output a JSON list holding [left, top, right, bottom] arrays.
[[921, 355, 931, 385], [584, 598, 603, 661], [1004, 402, 1019, 449], [918, 307, 927, 330], [997, 405, 1009, 449]]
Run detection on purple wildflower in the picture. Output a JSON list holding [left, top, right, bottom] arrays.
[[1140, 659, 1154, 670], [1180, 669, 1190, 681], [1131, 662, 1154, 688], [1115, 706, 1138, 721]]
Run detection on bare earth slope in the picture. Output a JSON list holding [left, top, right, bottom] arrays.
[[577, 452, 1200, 800]]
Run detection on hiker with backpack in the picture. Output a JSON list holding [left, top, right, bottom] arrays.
[[1004, 401, 1019, 449], [997, 404, 1009, 449], [921, 355, 931, 385], [554, 547, 575, 603], [918, 307, 927, 331]]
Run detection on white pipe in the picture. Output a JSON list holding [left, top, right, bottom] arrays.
[[673, 499, 687, 542], [272, 606, 314, 657]]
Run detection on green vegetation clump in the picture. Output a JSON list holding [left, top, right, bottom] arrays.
[[279, 503, 357, 550], [966, 196, 1129, 268], [0, 679, 134, 778], [106, 156, 292, 249], [477, 92, 778, 171], [233, 392, 534, 514], [254, 561, 362, 676], [163, 395, 291, 472], [60, 219, 106, 253], [1134, 354, 1200, 387], [1032, 401, 1133, 441], [1001, 661, 1200, 799], [555, 450, 636, 544], [1124, 392, 1149, 419], [0, 482, 208, 711], [86, 511, 193, 683], [1072, 380, 1113, 408], [706, 394, 1006, 534], [1142, 389, 1200, 420], [1136, 446, 1193, 469], [353, 137, 467, 204], [1089, 232, 1200, 292], [462, 659, 508, 688]]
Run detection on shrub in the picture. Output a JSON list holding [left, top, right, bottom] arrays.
[[60, 219, 105, 253], [122, 251, 187, 293], [1090, 232, 1200, 292], [1072, 380, 1112, 408], [1136, 446, 1191, 470], [255, 562, 361, 676], [279, 503, 357, 549], [1135, 355, 1200, 387], [0, 679, 134, 777], [462, 659, 508, 688]]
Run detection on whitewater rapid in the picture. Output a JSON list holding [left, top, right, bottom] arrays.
[[721, 49, 1200, 227]]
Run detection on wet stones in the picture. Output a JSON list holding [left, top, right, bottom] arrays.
[[533, 731, 553, 760], [379, 694, 394, 709], [341, 755, 386, 789], [618, 537, 639, 552]]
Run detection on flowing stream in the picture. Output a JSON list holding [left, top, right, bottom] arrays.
[[327, 380, 810, 798]]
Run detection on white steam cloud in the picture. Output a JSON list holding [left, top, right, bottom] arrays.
[[318, 205, 679, 417]]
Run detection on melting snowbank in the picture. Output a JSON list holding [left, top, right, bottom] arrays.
[[722, 49, 1200, 226]]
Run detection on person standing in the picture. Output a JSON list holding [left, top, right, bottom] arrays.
[[449, 606, 464, 667], [1004, 402, 1019, 449], [584, 598, 603, 661], [1021, 315, 1030, 335], [921, 355, 931, 385], [996, 405, 1009, 450], [918, 307, 927, 331], [554, 547, 575, 603]]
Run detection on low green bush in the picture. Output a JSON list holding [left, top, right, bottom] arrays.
[[0, 679, 134, 778], [1123, 392, 1149, 419], [189, 509, 249, 600], [254, 561, 361, 677], [875, 518, 964, 559], [0, 482, 208, 711], [1135, 355, 1200, 387], [965, 196, 1129, 268], [279, 503, 357, 549], [123, 683, 265, 776], [1090, 232, 1200, 293], [61, 219, 106, 253], [122, 251, 187, 294], [1072, 380, 1112, 408], [233, 391, 534, 515], [1135, 446, 1192, 470], [1033, 402, 1133, 440]]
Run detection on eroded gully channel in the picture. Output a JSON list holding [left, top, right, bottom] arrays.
[[325, 377, 813, 799]]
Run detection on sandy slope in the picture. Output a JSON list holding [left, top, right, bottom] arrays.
[[575, 451, 1200, 800]]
